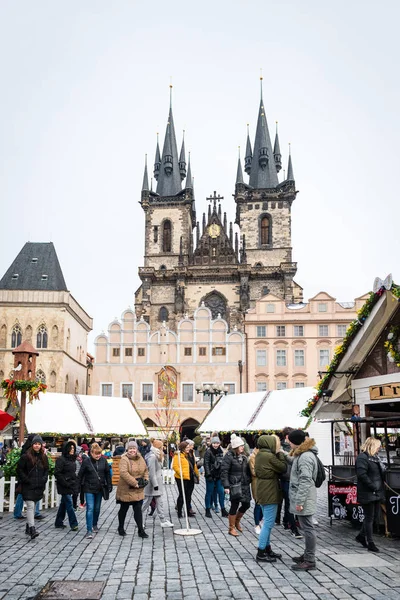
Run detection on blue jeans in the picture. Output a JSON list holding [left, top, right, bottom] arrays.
[[85, 492, 102, 533], [55, 494, 78, 528], [205, 479, 225, 510], [254, 503, 263, 526], [259, 504, 278, 550], [14, 494, 40, 518]]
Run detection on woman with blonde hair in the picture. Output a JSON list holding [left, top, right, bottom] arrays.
[[355, 437, 385, 552], [78, 442, 112, 539]]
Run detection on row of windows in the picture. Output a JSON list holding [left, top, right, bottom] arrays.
[[256, 348, 330, 367], [256, 324, 347, 338], [6, 323, 50, 349], [256, 381, 305, 392], [111, 346, 226, 358], [101, 382, 236, 402]]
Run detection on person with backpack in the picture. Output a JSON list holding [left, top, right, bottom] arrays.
[[286, 429, 323, 571], [204, 436, 229, 518]]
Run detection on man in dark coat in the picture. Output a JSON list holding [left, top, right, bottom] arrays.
[[54, 440, 79, 530]]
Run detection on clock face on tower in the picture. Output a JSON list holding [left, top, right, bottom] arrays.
[[208, 223, 221, 238]]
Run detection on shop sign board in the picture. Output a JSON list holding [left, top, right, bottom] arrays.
[[369, 383, 400, 401], [386, 490, 400, 536], [328, 481, 364, 525]]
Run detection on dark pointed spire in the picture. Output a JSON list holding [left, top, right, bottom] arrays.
[[142, 155, 149, 191], [196, 222, 200, 247], [223, 212, 227, 232], [202, 212, 206, 233], [273, 122, 282, 173], [248, 77, 279, 189], [229, 222, 233, 244], [154, 133, 161, 181], [208, 203, 212, 223], [156, 85, 182, 196], [287, 144, 294, 181], [235, 231, 239, 258], [150, 177, 153, 192], [179, 131, 186, 181], [218, 202, 222, 221], [244, 124, 252, 175], [236, 147, 244, 184], [185, 152, 193, 189]]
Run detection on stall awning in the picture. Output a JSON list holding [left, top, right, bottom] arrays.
[[25, 392, 147, 436], [198, 387, 316, 433]]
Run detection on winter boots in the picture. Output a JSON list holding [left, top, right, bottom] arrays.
[[256, 548, 276, 562], [29, 526, 39, 540], [221, 508, 229, 517], [235, 512, 245, 532], [138, 528, 149, 539], [205, 508, 212, 518], [228, 514, 239, 536]]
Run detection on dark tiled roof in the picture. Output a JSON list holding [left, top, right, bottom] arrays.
[[0, 242, 68, 291]]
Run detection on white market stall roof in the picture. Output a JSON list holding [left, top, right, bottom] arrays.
[[24, 392, 147, 436], [198, 387, 316, 433]]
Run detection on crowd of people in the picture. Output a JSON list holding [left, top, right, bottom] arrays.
[[8, 428, 386, 569]]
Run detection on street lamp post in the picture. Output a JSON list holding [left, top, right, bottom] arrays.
[[195, 383, 229, 409]]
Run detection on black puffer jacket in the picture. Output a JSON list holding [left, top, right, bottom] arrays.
[[78, 455, 111, 494], [55, 441, 79, 495], [356, 451, 385, 504], [17, 450, 49, 502], [204, 446, 224, 481], [221, 449, 252, 503]]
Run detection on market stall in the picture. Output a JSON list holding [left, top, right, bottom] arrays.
[[198, 387, 332, 463], [24, 392, 147, 440]]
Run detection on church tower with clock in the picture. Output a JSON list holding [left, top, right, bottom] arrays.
[[135, 83, 302, 331]]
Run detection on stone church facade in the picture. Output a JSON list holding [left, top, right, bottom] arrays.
[[135, 83, 302, 333]]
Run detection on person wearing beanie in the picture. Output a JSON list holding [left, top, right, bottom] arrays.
[[141, 439, 174, 528], [14, 434, 43, 521], [16, 434, 49, 539], [229, 433, 250, 457], [204, 436, 228, 518], [254, 435, 287, 562], [286, 429, 319, 570], [221, 434, 252, 536], [54, 440, 79, 532], [115, 441, 149, 538], [172, 441, 199, 518]]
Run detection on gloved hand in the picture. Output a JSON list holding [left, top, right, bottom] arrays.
[[154, 486, 159, 491]]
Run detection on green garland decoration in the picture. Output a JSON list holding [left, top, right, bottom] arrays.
[[302, 284, 400, 417], [384, 325, 400, 366]]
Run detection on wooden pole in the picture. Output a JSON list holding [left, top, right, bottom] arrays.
[[19, 390, 26, 446]]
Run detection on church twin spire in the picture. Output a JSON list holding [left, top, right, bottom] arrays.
[[236, 78, 294, 188], [142, 86, 191, 195]]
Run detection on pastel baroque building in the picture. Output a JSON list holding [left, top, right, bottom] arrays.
[[0, 242, 93, 408], [245, 291, 369, 393], [93, 304, 245, 436]]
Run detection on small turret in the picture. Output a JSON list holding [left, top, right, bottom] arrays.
[[142, 155, 149, 191], [236, 147, 244, 184], [244, 124, 252, 175], [287, 144, 294, 181], [179, 132, 186, 181], [154, 133, 161, 181], [185, 152, 193, 189], [273, 122, 282, 173]]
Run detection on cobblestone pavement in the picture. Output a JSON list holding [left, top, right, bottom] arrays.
[[0, 480, 399, 600]]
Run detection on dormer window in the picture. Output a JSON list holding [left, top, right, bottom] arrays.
[[12, 274, 19, 280], [41, 274, 48, 281], [31, 258, 38, 264]]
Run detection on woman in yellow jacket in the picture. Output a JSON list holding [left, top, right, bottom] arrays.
[[172, 441, 199, 518]]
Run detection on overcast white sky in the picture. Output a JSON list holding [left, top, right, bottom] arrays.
[[1, 1, 399, 351]]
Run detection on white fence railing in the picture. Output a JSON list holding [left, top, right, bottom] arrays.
[[0, 476, 60, 513]]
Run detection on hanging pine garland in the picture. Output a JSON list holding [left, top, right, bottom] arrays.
[[1, 379, 47, 406]]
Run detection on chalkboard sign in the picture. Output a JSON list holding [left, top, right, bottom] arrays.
[[328, 480, 364, 526], [386, 489, 400, 536]]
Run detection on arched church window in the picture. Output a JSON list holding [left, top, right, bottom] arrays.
[[11, 324, 22, 348], [202, 292, 227, 320], [260, 216, 271, 245], [159, 307, 169, 322], [36, 324, 48, 349], [0, 324, 7, 347], [162, 220, 172, 252], [36, 369, 46, 384], [159, 265, 167, 271]]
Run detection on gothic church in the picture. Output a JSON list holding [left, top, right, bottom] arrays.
[[135, 83, 302, 331]]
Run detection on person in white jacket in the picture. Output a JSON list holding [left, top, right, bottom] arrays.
[[142, 440, 174, 528]]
